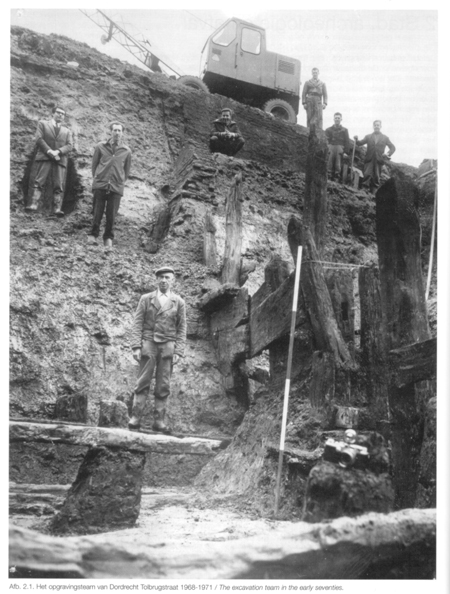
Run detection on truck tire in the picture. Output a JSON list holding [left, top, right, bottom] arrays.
[[178, 75, 209, 93], [263, 99, 296, 123]]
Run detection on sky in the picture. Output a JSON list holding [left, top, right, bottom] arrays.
[[9, 7, 439, 166]]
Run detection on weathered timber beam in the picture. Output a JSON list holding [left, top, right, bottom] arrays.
[[203, 208, 217, 267], [9, 421, 222, 455], [10, 509, 435, 579], [221, 173, 243, 285], [198, 283, 240, 313], [389, 337, 436, 388], [303, 126, 329, 258], [249, 271, 307, 358], [300, 227, 355, 369]]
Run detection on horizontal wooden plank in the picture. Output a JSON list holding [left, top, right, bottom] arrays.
[[9, 421, 222, 456]]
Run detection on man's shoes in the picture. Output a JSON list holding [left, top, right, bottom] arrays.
[[53, 194, 65, 218], [104, 238, 113, 252], [87, 235, 98, 245], [153, 405, 171, 434], [25, 188, 41, 212]]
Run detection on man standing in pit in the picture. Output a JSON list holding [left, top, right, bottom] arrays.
[[325, 112, 351, 182], [88, 122, 132, 251], [354, 120, 396, 193], [209, 108, 245, 156], [26, 105, 73, 216], [128, 266, 186, 434], [302, 68, 328, 129]]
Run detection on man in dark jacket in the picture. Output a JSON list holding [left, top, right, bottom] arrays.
[[354, 120, 396, 193], [209, 108, 245, 156], [26, 105, 73, 216], [128, 266, 187, 433], [88, 122, 132, 250], [325, 112, 350, 181]]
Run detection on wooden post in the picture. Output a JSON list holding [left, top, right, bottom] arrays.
[[203, 208, 217, 268], [309, 351, 335, 409], [300, 227, 355, 369], [359, 266, 390, 428], [221, 173, 243, 285], [303, 127, 329, 258], [376, 172, 432, 508]]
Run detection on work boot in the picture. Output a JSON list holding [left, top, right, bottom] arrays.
[[25, 188, 41, 212], [87, 235, 98, 245], [128, 391, 147, 431], [104, 238, 113, 252], [53, 194, 65, 218], [153, 399, 171, 434]]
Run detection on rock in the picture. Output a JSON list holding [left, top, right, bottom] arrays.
[[302, 460, 394, 523], [50, 446, 145, 535], [98, 400, 129, 428], [53, 394, 87, 423]]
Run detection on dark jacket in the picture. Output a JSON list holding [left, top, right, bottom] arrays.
[[210, 119, 244, 140], [325, 125, 350, 154], [130, 291, 187, 356], [92, 138, 132, 196], [356, 132, 396, 163], [35, 120, 73, 167]]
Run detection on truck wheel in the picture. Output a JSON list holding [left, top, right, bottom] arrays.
[[263, 99, 296, 123], [178, 75, 209, 93]]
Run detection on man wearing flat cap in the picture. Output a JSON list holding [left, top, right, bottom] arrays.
[[128, 266, 186, 433]]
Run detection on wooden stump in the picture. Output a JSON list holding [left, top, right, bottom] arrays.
[[49, 446, 145, 535], [98, 400, 129, 428], [203, 208, 217, 267], [53, 394, 87, 424]]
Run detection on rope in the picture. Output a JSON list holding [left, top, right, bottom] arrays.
[[305, 260, 372, 269]]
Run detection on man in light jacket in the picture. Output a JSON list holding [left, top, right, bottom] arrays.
[[128, 266, 186, 433], [88, 121, 132, 250]]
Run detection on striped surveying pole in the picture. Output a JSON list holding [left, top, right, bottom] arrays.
[[425, 179, 437, 301], [274, 246, 303, 517]]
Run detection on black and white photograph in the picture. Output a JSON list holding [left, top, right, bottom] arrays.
[[6, 3, 448, 588]]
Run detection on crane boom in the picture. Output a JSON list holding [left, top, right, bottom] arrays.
[[79, 9, 184, 78]]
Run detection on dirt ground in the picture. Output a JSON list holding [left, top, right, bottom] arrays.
[[10, 487, 284, 548]]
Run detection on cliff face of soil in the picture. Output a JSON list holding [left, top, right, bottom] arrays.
[[10, 26, 436, 500]]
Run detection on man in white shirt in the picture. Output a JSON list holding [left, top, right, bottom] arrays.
[[128, 266, 186, 433]]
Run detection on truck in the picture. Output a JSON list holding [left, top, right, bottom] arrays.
[[180, 17, 301, 123], [81, 11, 302, 123]]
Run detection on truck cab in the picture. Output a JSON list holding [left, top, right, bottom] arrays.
[[199, 18, 301, 122]]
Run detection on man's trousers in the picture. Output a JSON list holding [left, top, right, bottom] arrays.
[[209, 136, 245, 156], [91, 189, 122, 241], [134, 340, 175, 403], [305, 96, 324, 129], [328, 145, 344, 179], [363, 157, 382, 191], [33, 160, 67, 195]]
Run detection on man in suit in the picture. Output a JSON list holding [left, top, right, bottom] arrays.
[[302, 67, 328, 129], [209, 108, 245, 156], [88, 122, 132, 251], [26, 105, 73, 216], [128, 266, 186, 433], [354, 120, 396, 193]]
